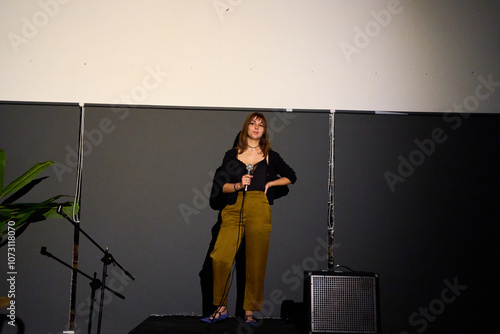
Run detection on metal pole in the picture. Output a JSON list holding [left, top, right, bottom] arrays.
[[68, 104, 85, 331], [327, 110, 335, 270]]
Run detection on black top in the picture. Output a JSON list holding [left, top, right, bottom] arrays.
[[240, 158, 267, 192], [209, 149, 297, 210]]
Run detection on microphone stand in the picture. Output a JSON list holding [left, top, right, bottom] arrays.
[[39, 247, 124, 334], [56, 205, 135, 334], [58, 206, 135, 281], [88, 272, 101, 334], [97, 248, 113, 334]]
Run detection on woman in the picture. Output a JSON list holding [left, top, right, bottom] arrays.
[[201, 112, 297, 325]]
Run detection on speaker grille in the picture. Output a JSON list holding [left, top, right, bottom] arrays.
[[310, 274, 379, 333]]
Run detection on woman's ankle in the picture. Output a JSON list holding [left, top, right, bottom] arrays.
[[216, 306, 227, 314]]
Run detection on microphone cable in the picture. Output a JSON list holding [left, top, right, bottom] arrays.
[[208, 175, 248, 331]]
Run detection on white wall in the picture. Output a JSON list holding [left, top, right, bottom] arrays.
[[1, 0, 499, 112]]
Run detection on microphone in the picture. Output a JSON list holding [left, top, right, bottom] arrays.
[[245, 164, 254, 192]]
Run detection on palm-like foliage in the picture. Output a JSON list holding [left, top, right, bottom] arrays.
[[0, 149, 78, 247]]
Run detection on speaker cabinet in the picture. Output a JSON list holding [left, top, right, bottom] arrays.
[[304, 271, 380, 333]]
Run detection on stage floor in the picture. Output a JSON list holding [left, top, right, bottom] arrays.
[[128, 315, 305, 334]]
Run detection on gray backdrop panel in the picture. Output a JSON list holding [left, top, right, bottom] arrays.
[[76, 106, 330, 332], [0, 102, 81, 334], [333, 110, 500, 334]]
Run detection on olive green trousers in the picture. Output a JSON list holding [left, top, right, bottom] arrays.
[[211, 191, 272, 311]]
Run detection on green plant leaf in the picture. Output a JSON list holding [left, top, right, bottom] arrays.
[[0, 161, 54, 199], [0, 149, 6, 194], [0, 205, 36, 238], [43, 201, 78, 219], [1, 177, 48, 205], [0, 220, 6, 238], [0, 210, 34, 247], [0, 197, 78, 241]]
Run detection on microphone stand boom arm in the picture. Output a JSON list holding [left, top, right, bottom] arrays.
[[57, 205, 135, 281], [40, 246, 125, 299]]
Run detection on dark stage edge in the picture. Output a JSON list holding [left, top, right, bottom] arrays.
[[128, 315, 306, 334]]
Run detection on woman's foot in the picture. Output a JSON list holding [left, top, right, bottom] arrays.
[[244, 312, 258, 326], [200, 306, 228, 323]]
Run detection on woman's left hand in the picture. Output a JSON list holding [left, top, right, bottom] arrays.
[[264, 182, 272, 194], [264, 177, 291, 194]]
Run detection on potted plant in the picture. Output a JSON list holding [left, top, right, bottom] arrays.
[[0, 149, 78, 247]]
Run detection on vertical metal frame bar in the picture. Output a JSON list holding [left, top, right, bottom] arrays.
[[327, 110, 335, 269]]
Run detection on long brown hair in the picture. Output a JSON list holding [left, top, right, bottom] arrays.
[[235, 112, 271, 156]]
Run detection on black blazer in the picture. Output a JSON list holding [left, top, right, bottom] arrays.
[[209, 148, 297, 210]]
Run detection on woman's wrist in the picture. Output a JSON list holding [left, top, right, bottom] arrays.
[[234, 182, 242, 192]]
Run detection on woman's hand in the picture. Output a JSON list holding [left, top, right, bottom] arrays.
[[241, 174, 253, 189], [264, 182, 271, 195], [264, 177, 292, 194], [223, 174, 254, 194]]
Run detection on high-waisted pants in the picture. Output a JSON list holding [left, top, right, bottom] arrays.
[[210, 191, 272, 311]]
